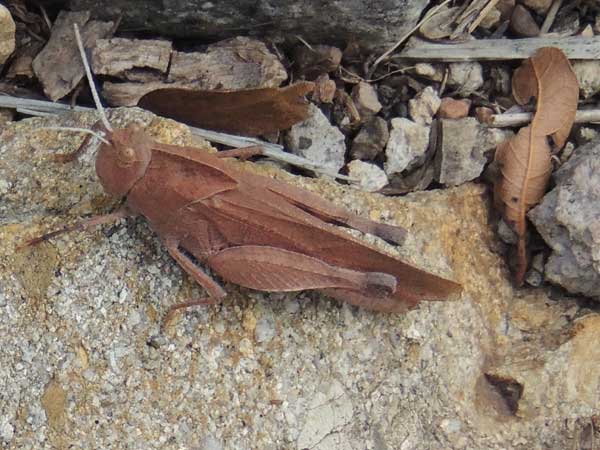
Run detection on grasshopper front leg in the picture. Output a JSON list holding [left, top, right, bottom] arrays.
[[162, 237, 226, 324], [18, 207, 132, 249]]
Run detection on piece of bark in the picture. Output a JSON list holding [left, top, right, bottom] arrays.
[[351, 82, 382, 121], [91, 38, 172, 80], [168, 37, 287, 90], [32, 11, 114, 101], [398, 36, 600, 61]]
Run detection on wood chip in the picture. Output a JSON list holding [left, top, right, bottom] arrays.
[[91, 38, 172, 80], [32, 10, 114, 101], [398, 36, 600, 61], [168, 37, 287, 89]]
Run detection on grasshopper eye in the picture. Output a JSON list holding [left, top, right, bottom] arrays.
[[117, 146, 137, 166]]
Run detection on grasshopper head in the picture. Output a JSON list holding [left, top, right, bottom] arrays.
[[96, 125, 153, 196]]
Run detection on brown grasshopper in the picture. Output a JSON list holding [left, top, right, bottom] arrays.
[[22, 25, 461, 319]]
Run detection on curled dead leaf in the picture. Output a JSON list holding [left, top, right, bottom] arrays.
[[494, 47, 578, 285], [138, 82, 314, 136]]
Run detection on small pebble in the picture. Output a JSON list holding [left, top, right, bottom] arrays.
[[385, 117, 430, 176], [350, 116, 389, 161], [351, 82, 382, 120], [285, 103, 346, 174], [409, 86, 441, 125], [572, 61, 600, 99], [438, 98, 471, 120], [447, 62, 484, 96], [475, 107, 494, 124], [347, 160, 389, 192], [0, 5, 16, 65], [510, 4, 540, 37]]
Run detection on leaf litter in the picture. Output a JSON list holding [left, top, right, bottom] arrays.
[[494, 47, 578, 285]]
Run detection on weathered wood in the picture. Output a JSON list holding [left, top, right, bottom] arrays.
[[168, 37, 287, 89], [398, 36, 600, 61], [32, 11, 114, 101], [98, 37, 288, 107], [91, 38, 172, 80]]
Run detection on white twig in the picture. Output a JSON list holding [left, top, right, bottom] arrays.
[[488, 109, 600, 127], [398, 36, 600, 61], [17, 108, 55, 117], [295, 35, 314, 51], [0, 95, 88, 113], [73, 24, 113, 131], [40, 126, 110, 145]]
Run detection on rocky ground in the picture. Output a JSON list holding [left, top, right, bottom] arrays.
[[1, 1, 600, 449], [0, 108, 598, 450]]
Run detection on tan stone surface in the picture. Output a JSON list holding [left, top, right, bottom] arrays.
[[0, 5, 16, 65], [0, 109, 597, 449]]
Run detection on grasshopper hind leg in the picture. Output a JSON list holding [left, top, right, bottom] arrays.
[[264, 179, 407, 245]]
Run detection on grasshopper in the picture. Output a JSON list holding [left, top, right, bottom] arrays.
[[22, 25, 460, 319]]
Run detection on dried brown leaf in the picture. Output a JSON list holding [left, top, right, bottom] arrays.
[[495, 47, 578, 284], [138, 82, 314, 136], [512, 47, 579, 147]]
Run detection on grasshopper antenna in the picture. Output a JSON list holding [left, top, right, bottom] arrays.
[[39, 126, 110, 145], [73, 23, 113, 132]]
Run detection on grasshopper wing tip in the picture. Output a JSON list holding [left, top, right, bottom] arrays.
[[375, 223, 407, 246], [364, 272, 397, 297]]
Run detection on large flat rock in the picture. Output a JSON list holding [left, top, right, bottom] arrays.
[[0, 109, 597, 449], [68, 0, 428, 51]]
